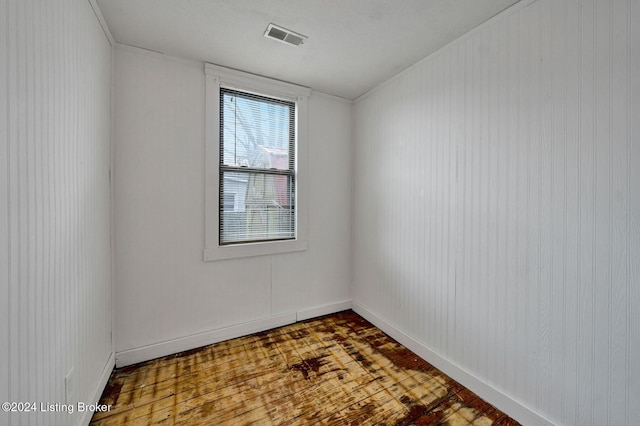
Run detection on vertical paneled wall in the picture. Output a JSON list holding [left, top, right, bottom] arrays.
[[1, 0, 10, 414], [112, 47, 352, 361], [353, 0, 639, 424], [2, 1, 112, 425]]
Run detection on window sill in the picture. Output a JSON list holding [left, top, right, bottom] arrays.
[[203, 239, 308, 261]]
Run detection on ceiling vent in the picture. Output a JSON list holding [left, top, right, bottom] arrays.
[[264, 23, 307, 47]]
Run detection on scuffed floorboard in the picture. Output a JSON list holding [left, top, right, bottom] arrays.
[[91, 311, 521, 425]]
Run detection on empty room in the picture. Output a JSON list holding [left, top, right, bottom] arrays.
[[1, 0, 638, 425]]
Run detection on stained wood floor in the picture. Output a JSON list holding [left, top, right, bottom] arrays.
[[91, 311, 520, 425]]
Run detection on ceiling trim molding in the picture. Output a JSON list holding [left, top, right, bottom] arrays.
[[88, 0, 115, 46], [114, 43, 204, 69], [205, 63, 311, 100], [310, 90, 354, 105]]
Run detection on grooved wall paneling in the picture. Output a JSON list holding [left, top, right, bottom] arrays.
[[1, 0, 11, 413], [111, 47, 352, 362], [2, 1, 113, 425], [353, 0, 639, 424]]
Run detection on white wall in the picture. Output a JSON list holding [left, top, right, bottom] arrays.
[[1, 0, 10, 416], [353, 0, 639, 425], [112, 46, 352, 364], [1, 1, 113, 425]]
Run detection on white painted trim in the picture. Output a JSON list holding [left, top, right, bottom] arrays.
[[115, 312, 297, 367], [88, 0, 115, 46], [204, 239, 308, 261], [310, 90, 353, 105], [79, 351, 115, 426], [203, 65, 309, 261], [352, 302, 557, 426], [354, 0, 538, 104], [113, 43, 204, 69], [203, 72, 219, 257], [296, 300, 352, 321], [205, 63, 311, 99]]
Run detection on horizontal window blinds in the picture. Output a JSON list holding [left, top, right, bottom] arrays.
[[219, 88, 296, 244]]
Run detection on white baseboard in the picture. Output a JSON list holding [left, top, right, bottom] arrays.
[[115, 299, 355, 368], [352, 301, 556, 426], [296, 300, 352, 321], [80, 351, 115, 426], [115, 312, 297, 367]]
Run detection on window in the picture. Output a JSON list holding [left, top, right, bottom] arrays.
[[204, 64, 309, 261], [219, 89, 295, 244]]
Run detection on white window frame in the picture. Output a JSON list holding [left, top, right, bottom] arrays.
[[204, 63, 310, 261]]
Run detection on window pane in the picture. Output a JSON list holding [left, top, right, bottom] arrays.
[[220, 170, 295, 244], [221, 91, 292, 170]]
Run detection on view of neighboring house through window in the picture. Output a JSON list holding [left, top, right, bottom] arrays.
[[219, 88, 296, 245]]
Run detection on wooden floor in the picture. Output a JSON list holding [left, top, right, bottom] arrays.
[[91, 311, 520, 425]]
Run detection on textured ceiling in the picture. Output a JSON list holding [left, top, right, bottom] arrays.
[[96, 0, 520, 99]]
